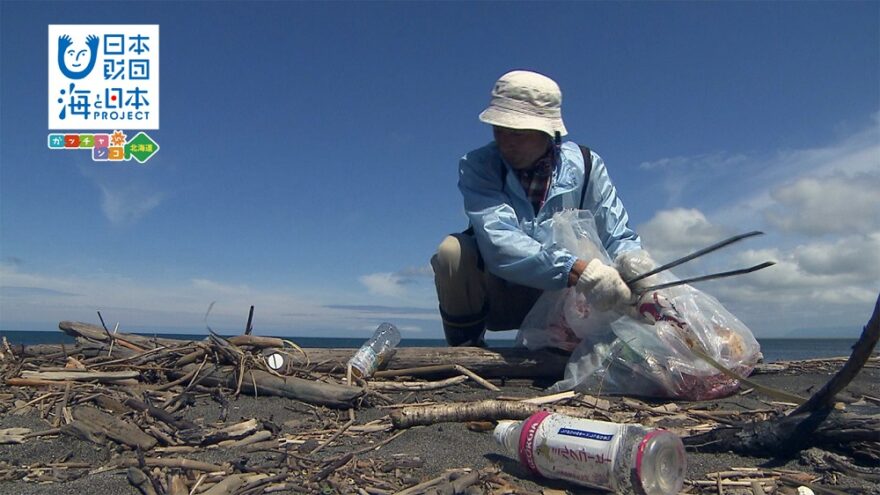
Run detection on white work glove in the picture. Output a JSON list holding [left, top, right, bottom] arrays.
[[616, 250, 660, 323], [576, 259, 633, 312], [616, 250, 659, 292]]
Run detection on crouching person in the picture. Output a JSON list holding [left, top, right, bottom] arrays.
[[432, 70, 644, 347]]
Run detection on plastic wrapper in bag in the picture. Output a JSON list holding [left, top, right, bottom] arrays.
[[517, 210, 762, 400]]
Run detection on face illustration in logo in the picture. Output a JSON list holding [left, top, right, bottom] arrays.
[[58, 34, 99, 79]]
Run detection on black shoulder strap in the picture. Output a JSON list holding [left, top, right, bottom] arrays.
[[578, 145, 592, 210]]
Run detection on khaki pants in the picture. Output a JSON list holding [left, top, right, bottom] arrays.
[[431, 233, 542, 346]]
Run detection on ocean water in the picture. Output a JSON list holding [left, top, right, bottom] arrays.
[[0, 330, 866, 363]]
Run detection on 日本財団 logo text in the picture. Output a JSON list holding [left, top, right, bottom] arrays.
[[48, 24, 159, 163]]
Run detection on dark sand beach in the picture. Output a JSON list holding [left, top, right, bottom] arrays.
[[2, 317, 879, 495], [1, 347, 878, 495]]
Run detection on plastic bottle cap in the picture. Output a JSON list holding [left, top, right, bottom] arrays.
[[493, 421, 517, 450], [265, 353, 284, 370], [635, 430, 686, 495]]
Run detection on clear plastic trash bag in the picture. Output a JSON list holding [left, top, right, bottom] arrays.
[[516, 210, 762, 400]]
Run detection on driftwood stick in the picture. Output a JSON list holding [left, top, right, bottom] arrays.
[[309, 452, 353, 482], [222, 430, 274, 449], [60, 321, 183, 348], [390, 399, 596, 429], [245, 305, 255, 335], [684, 293, 880, 456], [369, 375, 468, 392], [453, 364, 500, 391], [314, 347, 570, 378], [791, 293, 880, 415], [451, 471, 481, 493], [108, 322, 119, 357], [9, 391, 62, 413], [0, 428, 31, 444], [127, 467, 159, 495], [174, 348, 208, 368], [100, 345, 170, 367], [373, 363, 499, 391], [310, 418, 354, 454], [124, 397, 197, 430], [97, 311, 112, 340], [152, 365, 200, 391], [62, 419, 107, 445], [92, 394, 128, 413], [164, 359, 213, 412], [71, 406, 157, 450], [113, 456, 226, 473], [22, 428, 61, 439], [168, 474, 189, 495], [239, 473, 285, 494], [178, 419, 258, 446], [394, 471, 464, 495], [52, 382, 72, 428], [200, 474, 248, 495], [374, 364, 462, 378], [227, 335, 284, 348], [7, 378, 75, 387], [20, 370, 140, 382]]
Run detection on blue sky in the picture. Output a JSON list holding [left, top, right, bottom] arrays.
[[1, 1, 878, 339]]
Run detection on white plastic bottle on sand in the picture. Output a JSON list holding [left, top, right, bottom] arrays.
[[347, 323, 401, 378], [494, 412, 686, 495]]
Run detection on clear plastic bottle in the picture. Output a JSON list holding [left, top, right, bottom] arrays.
[[347, 323, 401, 378], [494, 412, 686, 495]]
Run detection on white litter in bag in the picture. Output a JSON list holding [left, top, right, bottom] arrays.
[[517, 210, 762, 400]]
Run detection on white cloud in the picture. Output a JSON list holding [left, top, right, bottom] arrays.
[[359, 272, 409, 298], [98, 183, 163, 225], [624, 112, 880, 335], [633, 116, 880, 335], [793, 233, 880, 278], [358, 264, 435, 299], [639, 152, 749, 171], [636, 208, 729, 262], [631, 229, 878, 336], [764, 174, 880, 235], [397, 264, 433, 278], [709, 243, 878, 328], [710, 119, 880, 231], [637, 152, 750, 206]]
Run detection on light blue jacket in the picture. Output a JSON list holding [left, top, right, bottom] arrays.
[[458, 141, 641, 291]]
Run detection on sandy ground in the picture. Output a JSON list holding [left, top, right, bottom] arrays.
[[0, 364, 878, 495]]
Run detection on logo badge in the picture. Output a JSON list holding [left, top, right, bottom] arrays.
[[49, 25, 159, 130], [48, 25, 159, 164]]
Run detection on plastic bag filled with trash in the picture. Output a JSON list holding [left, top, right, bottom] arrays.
[[516, 210, 762, 400]]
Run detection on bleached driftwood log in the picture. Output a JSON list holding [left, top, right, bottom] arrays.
[[390, 399, 598, 429], [59, 320, 571, 378], [169, 364, 364, 409], [63, 406, 157, 450]]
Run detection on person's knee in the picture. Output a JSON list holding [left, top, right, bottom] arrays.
[[433, 235, 463, 273], [435, 234, 480, 277]]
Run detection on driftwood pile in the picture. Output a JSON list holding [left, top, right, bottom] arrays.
[[0, 295, 877, 495]]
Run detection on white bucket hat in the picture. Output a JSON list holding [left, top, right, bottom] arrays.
[[479, 70, 567, 137]]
